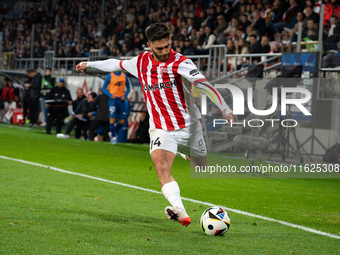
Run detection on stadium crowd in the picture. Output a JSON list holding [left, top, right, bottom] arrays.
[[1, 0, 339, 65], [1, 0, 340, 140]]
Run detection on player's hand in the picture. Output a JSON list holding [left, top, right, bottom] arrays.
[[222, 109, 234, 125], [88, 112, 93, 116], [76, 62, 87, 74], [120, 96, 125, 101], [111, 95, 116, 99]]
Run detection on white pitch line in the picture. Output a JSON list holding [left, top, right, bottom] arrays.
[[1, 155, 340, 240]]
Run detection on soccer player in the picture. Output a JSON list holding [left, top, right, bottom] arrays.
[[76, 23, 234, 227], [102, 72, 131, 144]]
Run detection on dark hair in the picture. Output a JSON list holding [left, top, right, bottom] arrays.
[[26, 68, 36, 74], [250, 34, 257, 39], [91, 92, 97, 98], [145, 22, 171, 42], [46, 67, 51, 71]]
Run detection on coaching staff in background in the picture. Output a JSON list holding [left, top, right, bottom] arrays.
[[45, 78, 72, 134], [26, 69, 42, 126]]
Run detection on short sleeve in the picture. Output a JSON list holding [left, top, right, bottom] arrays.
[[177, 59, 206, 83]]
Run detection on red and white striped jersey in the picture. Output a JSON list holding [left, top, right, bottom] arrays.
[[119, 49, 231, 131], [85, 50, 231, 131]]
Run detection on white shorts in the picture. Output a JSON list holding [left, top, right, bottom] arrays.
[[149, 121, 207, 157]]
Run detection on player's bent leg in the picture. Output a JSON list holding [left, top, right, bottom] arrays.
[[151, 149, 191, 227], [150, 149, 176, 186]]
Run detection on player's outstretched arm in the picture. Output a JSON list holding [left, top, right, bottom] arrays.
[[76, 59, 123, 74], [194, 78, 234, 124]]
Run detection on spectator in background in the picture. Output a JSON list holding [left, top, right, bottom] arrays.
[[269, 41, 279, 54], [250, 35, 270, 62], [1, 78, 20, 123], [187, 17, 195, 34], [323, 42, 340, 67], [26, 69, 42, 126], [72, 88, 85, 112], [269, 0, 299, 35], [99, 43, 110, 56], [224, 17, 241, 38], [182, 37, 196, 55], [236, 28, 246, 39], [263, 0, 274, 22], [269, 0, 289, 24], [195, 1, 204, 19], [240, 14, 251, 32], [193, 27, 206, 48], [201, 6, 217, 29], [45, 78, 72, 135], [223, 1, 235, 23], [252, 11, 267, 36], [235, 37, 250, 68], [305, 5, 320, 24], [172, 38, 181, 52], [324, 15, 340, 50], [33, 41, 45, 58], [1, 78, 20, 108], [75, 45, 85, 57], [289, 11, 306, 42], [323, 0, 334, 25], [122, 42, 135, 57], [57, 91, 96, 139], [196, 26, 216, 53], [40, 68, 55, 126], [302, 19, 318, 40], [88, 93, 110, 142], [226, 39, 236, 72], [214, 15, 228, 44]]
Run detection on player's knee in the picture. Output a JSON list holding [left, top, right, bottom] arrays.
[[119, 119, 125, 125]]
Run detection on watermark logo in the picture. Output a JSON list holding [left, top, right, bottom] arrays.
[[201, 84, 312, 116]]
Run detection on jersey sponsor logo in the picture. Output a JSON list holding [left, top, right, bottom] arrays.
[[114, 81, 124, 87], [143, 80, 176, 91], [189, 69, 199, 76]]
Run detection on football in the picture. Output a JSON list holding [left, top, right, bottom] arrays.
[[200, 207, 230, 236]]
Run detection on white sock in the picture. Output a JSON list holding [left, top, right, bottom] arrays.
[[161, 181, 188, 217]]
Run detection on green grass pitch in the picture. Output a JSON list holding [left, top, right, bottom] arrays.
[[0, 124, 339, 254]]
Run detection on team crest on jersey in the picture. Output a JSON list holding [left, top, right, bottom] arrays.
[[160, 67, 169, 75]]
